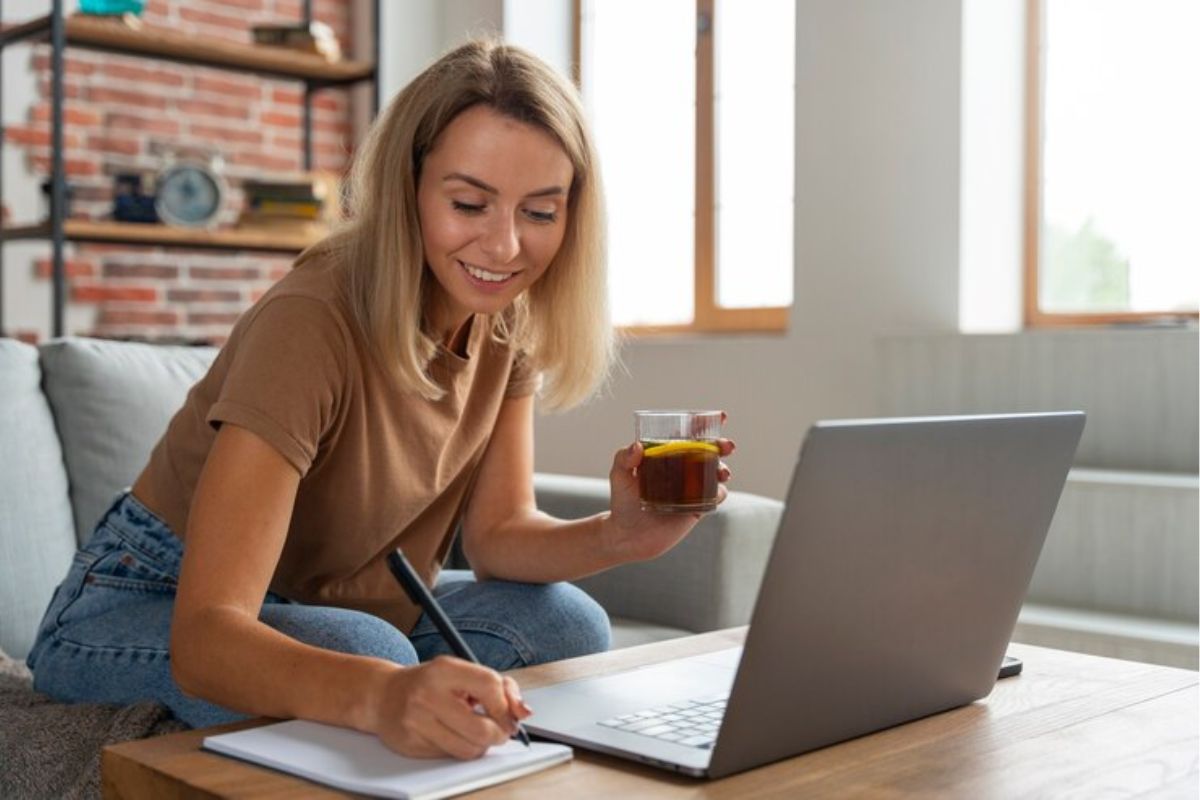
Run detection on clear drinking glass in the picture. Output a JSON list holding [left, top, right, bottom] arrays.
[[634, 410, 723, 513]]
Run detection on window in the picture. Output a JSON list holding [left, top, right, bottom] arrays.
[[1025, 0, 1199, 326], [579, 0, 794, 333]]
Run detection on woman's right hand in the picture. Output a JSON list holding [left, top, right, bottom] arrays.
[[369, 655, 532, 759]]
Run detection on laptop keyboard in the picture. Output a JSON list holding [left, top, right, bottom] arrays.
[[598, 694, 728, 749]]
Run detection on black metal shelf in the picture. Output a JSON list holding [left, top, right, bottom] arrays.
[[0, 13, 376, 86], [0, 0, 381, 337]]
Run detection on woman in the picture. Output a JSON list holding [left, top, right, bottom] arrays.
[[27, 39, 734, 760]]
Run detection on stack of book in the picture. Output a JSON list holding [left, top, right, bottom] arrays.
[[238, 174, 337, 235]]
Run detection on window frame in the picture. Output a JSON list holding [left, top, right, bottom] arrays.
[[1023, 0, 1199, 328], [575, 0, 791, 336]]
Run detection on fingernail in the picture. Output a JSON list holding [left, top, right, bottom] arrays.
[[520, 700, 533, 714]]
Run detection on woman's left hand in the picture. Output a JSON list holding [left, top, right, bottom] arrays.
[[603, 433, 736, 564]]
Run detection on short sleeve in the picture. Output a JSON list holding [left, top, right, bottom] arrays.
[[207, 296, 350, 476], [505, 349, 543, 398]]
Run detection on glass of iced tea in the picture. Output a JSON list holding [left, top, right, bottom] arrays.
[[634, 410, 723, 513]]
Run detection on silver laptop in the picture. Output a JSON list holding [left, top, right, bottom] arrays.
[[523, 412, 1085, 778]]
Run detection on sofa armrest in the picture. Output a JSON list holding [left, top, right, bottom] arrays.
[[533, 473, 783, 633]]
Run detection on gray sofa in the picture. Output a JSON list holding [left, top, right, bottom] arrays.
[[0, 335, 782, 796], [0, 334, 783, 668]]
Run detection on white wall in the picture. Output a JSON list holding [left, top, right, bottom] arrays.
[[503, 0, 573, 79], [379, 0, 505, 98], [378, 0, 573, 98], [531, 0, 965, 498]]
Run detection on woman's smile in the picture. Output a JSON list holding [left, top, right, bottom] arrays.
[[458, 259, 523, 290]]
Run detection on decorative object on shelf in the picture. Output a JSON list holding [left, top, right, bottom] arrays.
[[154, 156, 226, 229], [78, 0, 145, 17], [111, 172, 159, 224], [251, 21, 342, 63]]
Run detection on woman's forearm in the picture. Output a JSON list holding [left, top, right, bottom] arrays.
[[463, 509, 639, 583], [170, 605, 397, 734]]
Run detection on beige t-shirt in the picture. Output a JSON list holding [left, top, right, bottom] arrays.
[[135, 254, 539, 632]]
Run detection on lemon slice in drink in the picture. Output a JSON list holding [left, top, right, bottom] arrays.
[[641, 440, 720, 458]]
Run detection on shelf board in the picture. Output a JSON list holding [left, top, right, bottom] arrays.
[[3, 219, 325, 253], [0, 13, 374, 85]]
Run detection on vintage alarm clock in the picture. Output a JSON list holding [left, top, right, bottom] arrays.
[[154, 157, 226, 228]]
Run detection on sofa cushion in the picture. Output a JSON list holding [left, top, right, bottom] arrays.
[[608, 617, 691, 650], [39, 338, 217, 545], [0, 340, 78, 660]]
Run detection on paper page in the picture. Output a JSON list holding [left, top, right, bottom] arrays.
[[203, 720, 572, 800]]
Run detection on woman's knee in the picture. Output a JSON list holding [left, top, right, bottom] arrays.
[[523, 582, 611, 663], [259, 604, 419, 666]]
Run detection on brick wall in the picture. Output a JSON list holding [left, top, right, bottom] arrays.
[[4, 0, 358, 344]]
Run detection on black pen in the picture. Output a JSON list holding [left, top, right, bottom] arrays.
[[386, 549, 532, 748]]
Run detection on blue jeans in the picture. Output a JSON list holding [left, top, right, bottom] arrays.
[[27, 492, 611, 728]]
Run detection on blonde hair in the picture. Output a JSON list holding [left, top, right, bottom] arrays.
[[311, 39, 612, 411]]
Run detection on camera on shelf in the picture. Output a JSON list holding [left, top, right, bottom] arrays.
[[111, 172, 159, 224]]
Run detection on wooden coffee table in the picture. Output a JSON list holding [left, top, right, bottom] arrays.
[[103, 628, 1199, 798]]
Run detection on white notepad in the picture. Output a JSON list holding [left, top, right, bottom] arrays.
[[203, 719, 572, 800]]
